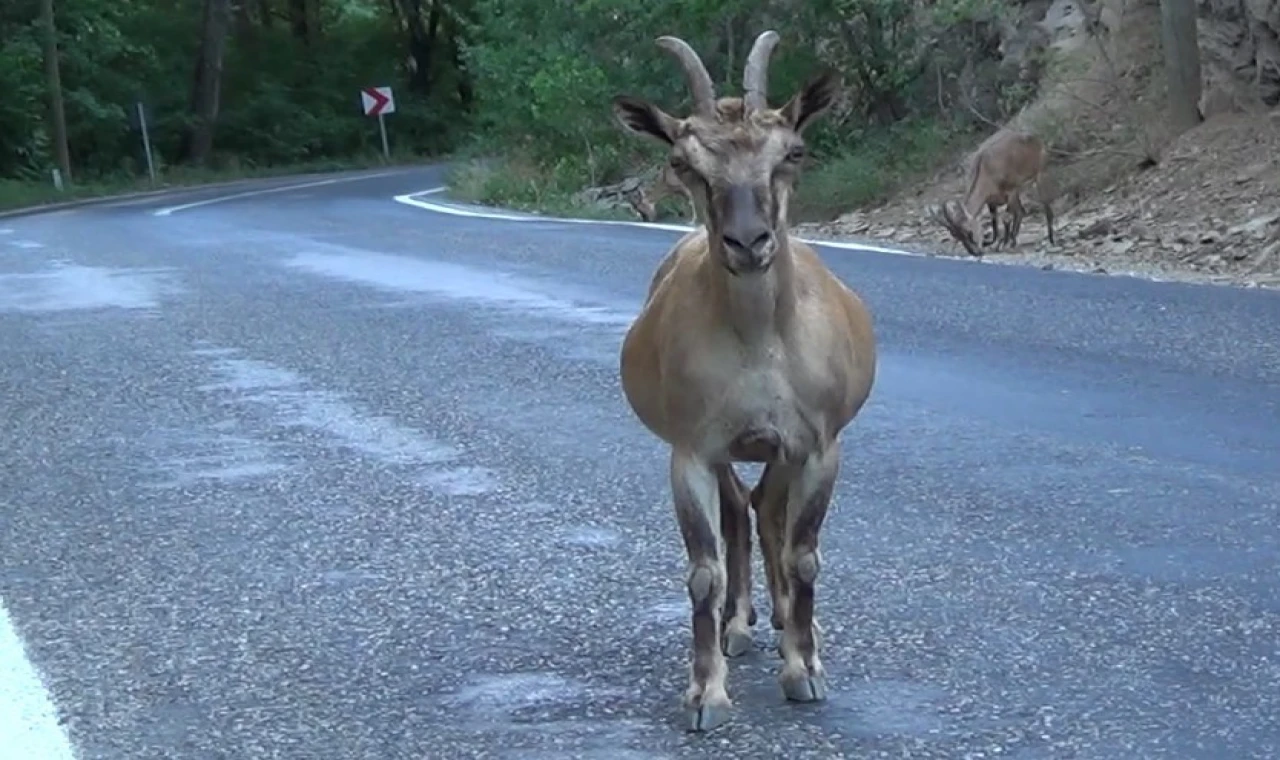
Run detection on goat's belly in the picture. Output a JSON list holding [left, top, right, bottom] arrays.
[[705, 371, 818, 463]]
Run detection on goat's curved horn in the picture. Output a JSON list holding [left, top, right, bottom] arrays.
[[743, 30, 780, 114], [655, 36, 716, 118], [936, 201, 983, 257]]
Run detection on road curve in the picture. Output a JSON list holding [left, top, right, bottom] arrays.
[[1, 165, 1278, 759]]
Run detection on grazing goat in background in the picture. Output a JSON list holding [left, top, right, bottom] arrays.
[[629, 162, 699, 224], [611, 30, 878, 732], [932, 128, 1056, 256]]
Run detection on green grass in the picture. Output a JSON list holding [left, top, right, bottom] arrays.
[[793, 118, 972, 223], [446, 155, 636, 221], [0, 150, 439, 214], [447, 118, 973, 226]]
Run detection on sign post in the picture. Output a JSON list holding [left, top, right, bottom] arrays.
[[378, 112, 389, 160], [360, 86, 396, 161], [135, 101, 157, 184]]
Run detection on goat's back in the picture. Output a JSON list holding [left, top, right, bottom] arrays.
[[976, 129, 1047, 190]]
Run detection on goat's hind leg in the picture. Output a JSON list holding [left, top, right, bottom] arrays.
[[717, 464, 757, 657], [778, 443, 840, 703], [671, 449, 732, 731], [1004, 193, 1026, 249]]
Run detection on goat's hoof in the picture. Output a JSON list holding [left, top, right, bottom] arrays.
[[722, 627, 754, 658], [685, 699, 732, 732], [781, 671, 828, 703], [722, 603, 758, 628]]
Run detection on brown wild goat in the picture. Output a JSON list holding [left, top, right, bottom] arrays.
[[611, 31, 877, 732], [629, 162, 699, 224], [931, 128, 1055, 256]]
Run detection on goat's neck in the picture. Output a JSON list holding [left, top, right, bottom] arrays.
[[708, 239, 796, 345], [963, 175, 991, 219]]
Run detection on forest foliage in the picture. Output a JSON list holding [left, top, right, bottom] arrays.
[[3, 0, 1038, 216]]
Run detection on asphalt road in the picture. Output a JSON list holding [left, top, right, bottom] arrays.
[[2, 165, 1278, 760]]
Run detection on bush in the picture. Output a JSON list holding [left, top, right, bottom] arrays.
[[795, 118, 970, 221], [449, 0, 1018, 220]]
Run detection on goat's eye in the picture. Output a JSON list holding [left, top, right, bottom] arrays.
[[786, 146, 806, 163], [668, 155, 689, 171]]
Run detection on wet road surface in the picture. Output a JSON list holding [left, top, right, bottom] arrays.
[[2, 166, 1279, 759]]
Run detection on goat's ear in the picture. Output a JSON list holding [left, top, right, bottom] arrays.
[[612, 95, 680, 145], [781, 70, 841, 133]]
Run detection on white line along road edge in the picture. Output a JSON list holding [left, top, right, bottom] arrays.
[[393, 187, 1247, 289], [0, 600, 77, 760], [393, 187, 929, 259], [153, 170, 404, 217]]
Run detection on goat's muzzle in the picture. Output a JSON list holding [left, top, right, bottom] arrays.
[[721, 225, 776, 274], [932, 201, 983, 258], [720, 184, 776, 274]]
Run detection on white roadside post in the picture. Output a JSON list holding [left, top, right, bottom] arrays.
[[134, 101, 157, 184]]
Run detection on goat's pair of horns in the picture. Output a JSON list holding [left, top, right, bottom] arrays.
[[930, 201, 984, 258], [656, 30, 780, 118]]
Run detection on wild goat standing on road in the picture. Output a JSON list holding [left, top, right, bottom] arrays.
[[932, 128, 1056, 256], [611, 30, 878, 732]]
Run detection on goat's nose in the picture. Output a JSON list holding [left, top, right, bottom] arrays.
[[722, 226, 773, 255]]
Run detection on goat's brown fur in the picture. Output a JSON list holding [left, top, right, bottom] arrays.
[[630, 98, 752, 225], [611, 31, 877, 733], [932, 129, 1056, 256]]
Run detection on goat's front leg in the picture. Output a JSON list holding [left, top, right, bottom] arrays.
[[716, 464, 756, 657], [750, 461, 790, 632], [985, 202, 1000, 247], [778, 442, 840, 703], [671, 449, 731, 732]]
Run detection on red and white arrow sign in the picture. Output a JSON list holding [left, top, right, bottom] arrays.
[[360, 86, 395, 117]]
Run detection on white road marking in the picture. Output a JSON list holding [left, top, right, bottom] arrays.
[[0, 600, 77, 760], [0, 229, 13, 235], [153, 171, 402, 217], [392, 186, 930, 258], [99, 198, 173, 210], [0, 264, 174, 313], [9, 241, 43, 249], [284, 249, 632, 326], [393, 186, 1263, 290], [192, 347, 498, 496]]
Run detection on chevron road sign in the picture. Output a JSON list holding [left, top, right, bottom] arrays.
[[359, 86, 396, 159]]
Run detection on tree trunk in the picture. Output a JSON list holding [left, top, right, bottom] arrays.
[[396, 0, 441, 94], [184, 0, 233, 166], [288, 0, 309, 44], [233, 0, 254, 43], [39, 0, 72, 184], [1160, 0, 1203, 132], [446, 13, 473, 109]]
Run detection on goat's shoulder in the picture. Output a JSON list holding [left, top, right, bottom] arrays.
[[789, 239, 852, 297], [790, 239, 874, 335], [645, 228, 710, 301]]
